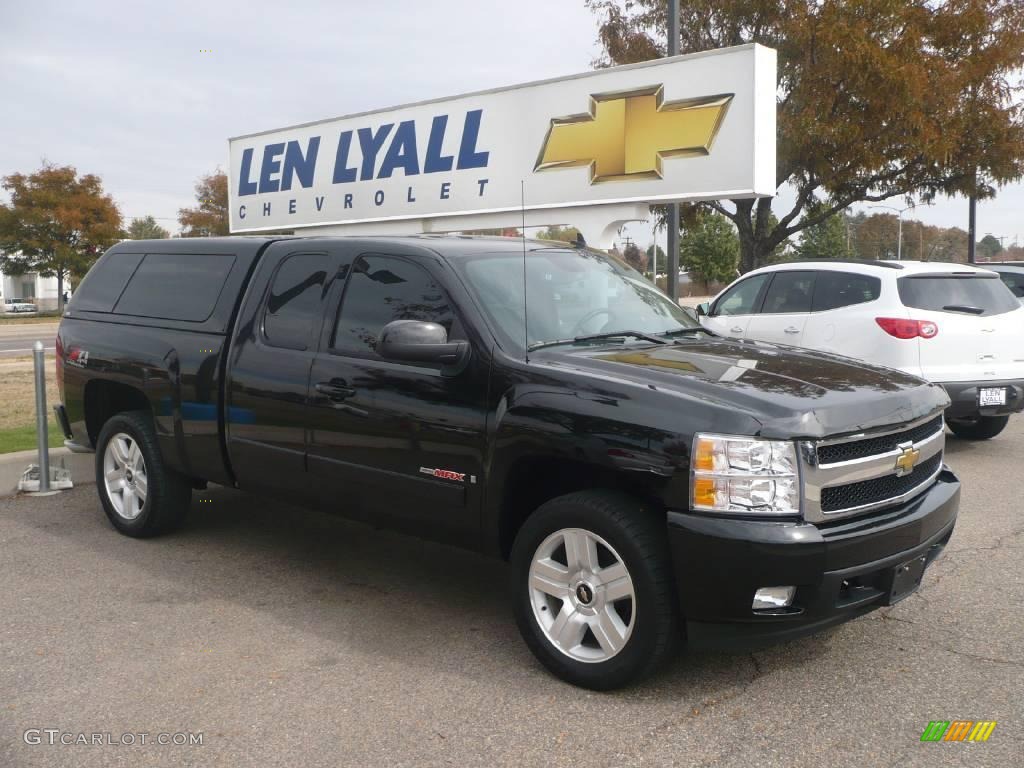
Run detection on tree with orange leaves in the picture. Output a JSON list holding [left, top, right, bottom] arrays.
[[178, 171, 230, 237], [0, 163, 122, 312], [587, 0, 1024, 271]]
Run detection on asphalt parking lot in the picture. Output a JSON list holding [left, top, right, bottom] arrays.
[[1, 423, 1021, 768]]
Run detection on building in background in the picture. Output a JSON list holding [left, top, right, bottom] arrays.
[[0, 260, 61, 311]]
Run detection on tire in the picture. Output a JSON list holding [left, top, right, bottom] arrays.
[[510, 490, 679, 690], [95, 410, 191, 537], [947, 415, 1009, 440]]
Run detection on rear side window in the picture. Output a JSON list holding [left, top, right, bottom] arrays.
[[71, 252, 145, 312], [332, 255, 455, 357], [812, 271, 881, 312], [761, 271, 814, 314], [263, 252, 331, 351], [114, 253, 236, 322], [897, 274, 1020, 316]]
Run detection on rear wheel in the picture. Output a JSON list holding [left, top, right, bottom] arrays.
[[510, 490, 679, 690], [95, 411, 191, 537], [947, 415, 1009, 440]]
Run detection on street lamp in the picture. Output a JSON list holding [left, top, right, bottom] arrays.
[[869, 204, 915, 261]]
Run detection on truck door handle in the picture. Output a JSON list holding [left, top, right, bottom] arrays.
[[784, 326, 800, 335], [315, 381, 356, 402], [730, 326, 744, 334]]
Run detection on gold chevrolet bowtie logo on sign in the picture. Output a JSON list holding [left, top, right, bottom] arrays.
[[535, 86, 733, 183], [894, 443, 921, 477]]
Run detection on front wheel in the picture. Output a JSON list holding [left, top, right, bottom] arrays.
[[947, 415, 1009, 440], [510, 490, 679, 690]]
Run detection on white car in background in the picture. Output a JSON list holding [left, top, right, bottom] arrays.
[[697, 260, 1024, 439], [3, 298, 38, 313]]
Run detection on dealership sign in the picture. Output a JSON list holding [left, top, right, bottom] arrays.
[[228, 44, 776, 233]]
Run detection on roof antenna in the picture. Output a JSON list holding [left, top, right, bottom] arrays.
[[574, 232, 587, 249], [521, 180, 529, 363]]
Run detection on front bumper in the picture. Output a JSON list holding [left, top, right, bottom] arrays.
[[940, 379, 1024, 420], [667, 468, 960, 650]]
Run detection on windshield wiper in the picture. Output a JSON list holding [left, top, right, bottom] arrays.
[[660, 327, 713, 338], [528, 330, 668, 352], [942, 304, 985, 315]]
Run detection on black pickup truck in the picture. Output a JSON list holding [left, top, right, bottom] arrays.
[[55, 236, 960, 689]]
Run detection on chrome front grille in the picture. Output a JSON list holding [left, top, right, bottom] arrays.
[[801, 413, 945, 523], [815, 415, 944, 465]]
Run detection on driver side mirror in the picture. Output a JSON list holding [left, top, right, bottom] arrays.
[[378, 319, 469, 372], [696, 301, 710, 318]]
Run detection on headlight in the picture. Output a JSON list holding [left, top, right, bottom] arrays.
[[691, 434, 799, 516]]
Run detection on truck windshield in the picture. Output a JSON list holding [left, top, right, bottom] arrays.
[[453, 248, 700, 350]]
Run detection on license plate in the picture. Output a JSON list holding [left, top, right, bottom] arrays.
[[884, 556, 928, 605], [979, 387, 1007, 407]]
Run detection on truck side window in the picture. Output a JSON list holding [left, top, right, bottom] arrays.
[[263, 252, 331, 351], [713, 274, 769, 316], [71, 252, 144, 312], [332, 255, 458, 357], [114, 253, 236, 322]]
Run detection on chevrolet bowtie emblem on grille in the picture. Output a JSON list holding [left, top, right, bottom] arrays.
[[535, 86, 733, 183], [894, 442, 921, 477]]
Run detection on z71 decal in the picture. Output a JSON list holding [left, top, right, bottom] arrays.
[[419, 467, 466, 482], [66, 348, 90, 368]]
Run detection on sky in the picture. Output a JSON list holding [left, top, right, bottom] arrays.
[[1, 0, 1022, 251]]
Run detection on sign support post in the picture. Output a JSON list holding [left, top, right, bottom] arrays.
[[666, 0, 681, 302]]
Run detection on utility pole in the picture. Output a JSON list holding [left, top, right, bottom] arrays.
[[968, 194, 977, 264], [666, 0, 681, 302]]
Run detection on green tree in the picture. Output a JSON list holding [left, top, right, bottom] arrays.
[[126, 215, 170, 240], [535, 225, 581, 243], [795, 213, 851, 261], [977, 234, 1004, 260], [587, 0, 1024, 271], [679, 212, 739, 288], [645, 243, 666, 273], [179, 171, 229, 236], [0, 163, 122, 312]]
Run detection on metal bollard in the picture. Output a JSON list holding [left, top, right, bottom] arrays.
[[33, 340, 50, 492]]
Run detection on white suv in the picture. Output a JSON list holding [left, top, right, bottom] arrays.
[[698, 260, 1024, 439]]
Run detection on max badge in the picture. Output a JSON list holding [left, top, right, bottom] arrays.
[[420, 467, 466, 482]]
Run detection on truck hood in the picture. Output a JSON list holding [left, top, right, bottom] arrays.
[[534, 337, 950, 439]]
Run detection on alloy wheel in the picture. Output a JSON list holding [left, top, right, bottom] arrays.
[[103, 432, 148, 520], [528, 527, 636, 663]]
